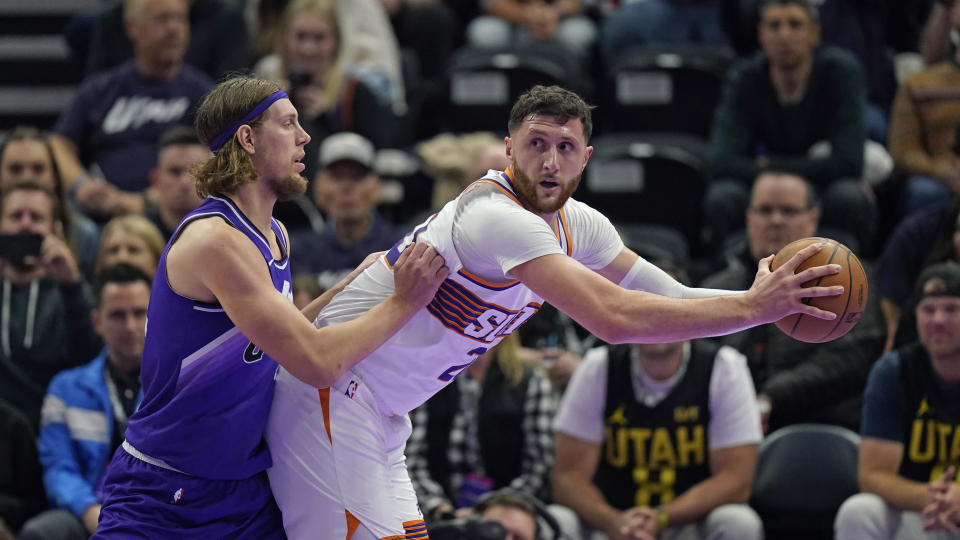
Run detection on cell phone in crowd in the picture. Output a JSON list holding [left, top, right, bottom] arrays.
[[0, 233, 43, 267]]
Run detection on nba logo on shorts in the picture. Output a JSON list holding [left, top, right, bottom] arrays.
[[172, 488, 183, 504], [345, 380, 359, 399]]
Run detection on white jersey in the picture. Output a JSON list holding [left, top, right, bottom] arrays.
[[310, 169, 623, 416]]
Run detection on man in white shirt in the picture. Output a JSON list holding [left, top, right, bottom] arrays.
[[553, 331, 763, 540]]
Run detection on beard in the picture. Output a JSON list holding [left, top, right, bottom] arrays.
[[271, 173, 308, 201], [511, 158, 580, 214]]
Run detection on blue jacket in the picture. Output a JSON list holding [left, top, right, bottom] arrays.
[[37, 350, 142, 518]]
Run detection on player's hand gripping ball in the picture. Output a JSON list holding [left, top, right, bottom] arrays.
[[770, 237, 868, 343]]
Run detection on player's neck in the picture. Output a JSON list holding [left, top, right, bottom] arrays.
[[228, 184, 277, 238]]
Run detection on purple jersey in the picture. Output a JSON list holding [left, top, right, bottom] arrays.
[[124, 196, 292, 480]]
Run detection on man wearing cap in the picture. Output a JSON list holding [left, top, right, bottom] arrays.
[[292, 132, 401, 290], [835, 261, 960, 539], [91, 76, 447, 537]]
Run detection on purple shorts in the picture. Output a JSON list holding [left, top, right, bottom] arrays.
[[93, 446, 286, 539]]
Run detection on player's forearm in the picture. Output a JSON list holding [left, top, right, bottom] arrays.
[[860, 469, 929, 511], [661, 471, 751, 527], [591, 292, 756, 345], [552, 472, 621, 534], [298, 294, 422, 387]]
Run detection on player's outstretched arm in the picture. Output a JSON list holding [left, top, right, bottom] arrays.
[[510, 243, 841, 344], [596, 247, 743, 299], [169, 221, 447, 388]]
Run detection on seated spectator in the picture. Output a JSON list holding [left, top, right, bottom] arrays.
[[0, 398, 46, 539], [706, 0, 877, 257], [888, 5, 960, 216], [50, 0, 212, 219], [144, 126, 207, 240], [95, 216, 165, 278], [719, 0, 926, 143], [919, 0, 956, 65], [552, 274, 763, 539], [416, 131, 509, 216], [0, 126, 100, 281], [290, 132, 401, 289], [19, 264, 151, 540], [0, 181, 102, 432], [465, 0, 598, 65], [834, 261, 960, 540], [600, 0, 729, 68], [701, 171, 886, 433], [84, 0, 249, 82], [877, 127, 960, 353], [254, 0, 402, 180], [406, 333, 556, 524]]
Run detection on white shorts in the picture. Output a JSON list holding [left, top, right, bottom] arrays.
[[266, 368, 426, 540]]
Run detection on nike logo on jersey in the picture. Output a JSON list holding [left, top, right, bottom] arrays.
[[426, 279, 540, 343]]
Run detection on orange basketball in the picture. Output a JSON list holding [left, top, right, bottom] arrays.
[[769, 237, 869, 343]]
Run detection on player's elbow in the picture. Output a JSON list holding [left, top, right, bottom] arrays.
[[590, 314, 639, 345]]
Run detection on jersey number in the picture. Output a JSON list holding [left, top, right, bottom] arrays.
[[437, 347, 488, 381]]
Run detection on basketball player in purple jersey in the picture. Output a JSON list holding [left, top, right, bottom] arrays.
[[92, 76, 447, 538]]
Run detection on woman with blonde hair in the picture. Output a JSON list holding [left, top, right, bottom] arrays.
[[253, 0, 401, 181], [95, 215, 165, 278]]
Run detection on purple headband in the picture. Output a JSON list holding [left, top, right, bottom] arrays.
[[208, 89, 289, 153]]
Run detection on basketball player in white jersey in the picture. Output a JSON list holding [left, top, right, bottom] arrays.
[[265, 85, 844, 540]]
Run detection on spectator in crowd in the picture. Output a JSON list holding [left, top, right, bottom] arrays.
[[552, 261, 763, 539], [600, 0, 729, 68], [877, 126, 960, 353], [474, 491, 540, 540], [465, 0, 598, 64], [701, 171, 886, 432], [406, 333, 556, 524], [834, 261, 960, 540], [0, 398, 46, 539], [143, 125, 207, 240], [718, 0, 927, 143], [85, 0, 249, 82], [416, 132, 509, 217], [0, 181, 102, 432], [919, 0, 956, 65], [290, 132, 401, 289], [50, 0, 212, 219], [0, 126, 101, 281], [95, 216, 165, 279], [887, 0, 960, 217], [706, 0, 876, 257], [19, 264, 151, 540], [254, 0, 402, 180]]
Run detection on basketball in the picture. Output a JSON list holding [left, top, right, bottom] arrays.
[[769, 237, 869, 343]]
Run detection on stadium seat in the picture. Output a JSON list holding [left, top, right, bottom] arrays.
[[442, 45, 589, 135], [750, 423, 861, 540], [577, 132, 709, 254], [598, 43, 734, 138]]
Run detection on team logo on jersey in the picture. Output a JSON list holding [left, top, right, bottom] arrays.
[[172, 488, 183, 504], [243, 342, 264, 364], [426, 279, 540, 343], [344, 380, 359, 399]]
